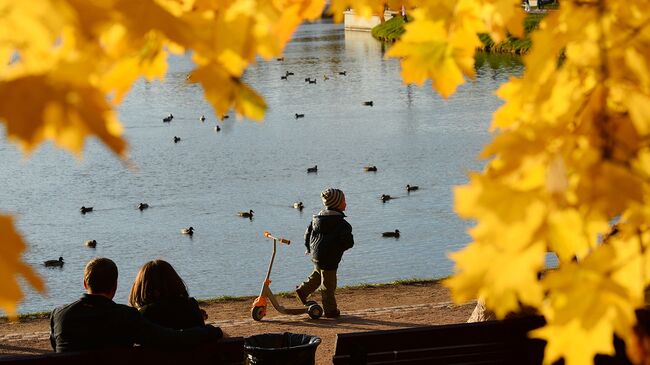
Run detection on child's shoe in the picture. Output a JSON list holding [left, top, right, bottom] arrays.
[[325, 309, 340, 318]]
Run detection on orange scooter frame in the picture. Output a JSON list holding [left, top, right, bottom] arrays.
[[251, 231, 323, 321]]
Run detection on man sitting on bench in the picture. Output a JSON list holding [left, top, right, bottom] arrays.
[[50, 257, 223, 352]]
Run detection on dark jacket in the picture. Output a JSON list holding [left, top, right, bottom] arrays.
[[139, 297, 205, 330], [304, 209, 354, 270], [50, 294, 222, 352]]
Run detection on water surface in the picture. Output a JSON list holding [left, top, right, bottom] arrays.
[[0, 20, 523, 314]]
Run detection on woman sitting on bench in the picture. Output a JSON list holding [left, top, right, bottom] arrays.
[[129, 259, 208, 330]]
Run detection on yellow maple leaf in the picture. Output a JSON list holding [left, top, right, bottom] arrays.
[[190, 62, 266, 120], [0, 75, 127, 157], [387, 8, 480, 98], [547, 209, 599, 262], [536, 239, 642, 365], [479, 0, 525, 43], [328, 0, 386, 23], [446, 239, 545, 317], [0, 215, 45, 319]]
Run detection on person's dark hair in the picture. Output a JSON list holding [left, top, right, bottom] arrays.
[[84, 257, 118, 294], [129, 259, 189, 308]]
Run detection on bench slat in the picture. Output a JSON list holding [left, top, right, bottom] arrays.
[[0, 337, 245, 365]]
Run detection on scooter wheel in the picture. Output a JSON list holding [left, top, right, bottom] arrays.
[[252, 306, 266, 321], [308, 303, 323, 319]]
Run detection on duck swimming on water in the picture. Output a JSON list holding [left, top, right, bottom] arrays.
[[406, 184, 419, 192], [293, 202, 304, 210], [181, 227, 194, 236], [382, 229, 400, 238], [85, 240, 97, 248], [238, 210, 254, 219], [80, 206, 93, 214], [44, 257, 64, 267], [307, 165, 317, 173], [138, 203, 149, 211], [381, 194, 393, 202]]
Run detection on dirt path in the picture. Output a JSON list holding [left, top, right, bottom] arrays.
[[0, 281, 475, 364]]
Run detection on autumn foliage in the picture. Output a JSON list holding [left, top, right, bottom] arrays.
[[1, 1, 649, 364]]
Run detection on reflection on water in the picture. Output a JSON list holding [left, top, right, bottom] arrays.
[[0, 20, 523, 314]]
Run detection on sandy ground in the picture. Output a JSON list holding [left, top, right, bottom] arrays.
[[0, 280, 475, 364]]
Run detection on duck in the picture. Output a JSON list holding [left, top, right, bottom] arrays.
[[304, 77, 312, 82], [173, 136, 181, 143], [85, 240, 97, 248], [138, 203, 149, 211], [181, 226, 194, 235], [214, 125, 221, 132], [364, 165, 378, 172], [339, 71, 347, 76], [281, 75, 288, 80], [381, 194, 393, 202], [80, 206, 93, 214], [307, 165, 318, 173], [406, 184, 419, 192], [363, 101, 374, 106], [285, 71, 294, 76], [44, 257, 64, 267], [295, 113, 305, 119], [323, 75, 329, 81], [238, 210, 254, 219], [162, 113, 174, 122], [293, 201, 304, 210], [200, 115, 206, 122], [308, 79, 317, 84], [382, 229, 400, 238], [221, 115, 230, 120]]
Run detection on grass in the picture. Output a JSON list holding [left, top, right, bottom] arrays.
[[371, 15, 408, 43], [2, 278, 446, 320], [371, 12, 548, 55], [477, 13, 545, 54]]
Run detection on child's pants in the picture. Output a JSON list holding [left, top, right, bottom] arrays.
[[296, 265, 338, 313]]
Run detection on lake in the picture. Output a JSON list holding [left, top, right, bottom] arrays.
[[0, 20, 523, 314]]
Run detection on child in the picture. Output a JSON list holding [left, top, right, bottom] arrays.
[[296, 188, 354, 318]]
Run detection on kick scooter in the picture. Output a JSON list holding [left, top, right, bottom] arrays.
[[251, 231, 323, 321]]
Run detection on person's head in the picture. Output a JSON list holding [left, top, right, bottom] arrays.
[[128, 259, 189, 308], [321, 187, 346, 211], [83, 257, 118, 299]]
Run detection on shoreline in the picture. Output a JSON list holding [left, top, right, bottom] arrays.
[[2, 277, 445, 321]]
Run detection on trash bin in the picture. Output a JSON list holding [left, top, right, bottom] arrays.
[[244, 332, 321, 365]]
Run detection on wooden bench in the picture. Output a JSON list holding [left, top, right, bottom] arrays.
[[333, 316, 631, 365], [0, 337, 245, 365]]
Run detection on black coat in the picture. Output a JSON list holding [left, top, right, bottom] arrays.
[[304, 209, 354, 270], [50, 294, 221, 352], [139, 297, 205, 330]]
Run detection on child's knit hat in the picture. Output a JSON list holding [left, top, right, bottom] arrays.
[[321, 188, 345, 210]]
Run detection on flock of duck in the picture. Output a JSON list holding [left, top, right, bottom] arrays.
[[278, 67, 374, 119], [45, 168, 418, 267], [163, 113, 225, 144], [43, 60, 416, 268]]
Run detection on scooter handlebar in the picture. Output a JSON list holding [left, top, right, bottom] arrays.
[[263, 231, 291, 245]]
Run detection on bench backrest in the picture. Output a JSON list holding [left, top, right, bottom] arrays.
[[0, 337, 245, 365], [334, 316, 547, 365], [333, 317, 635, 365]]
